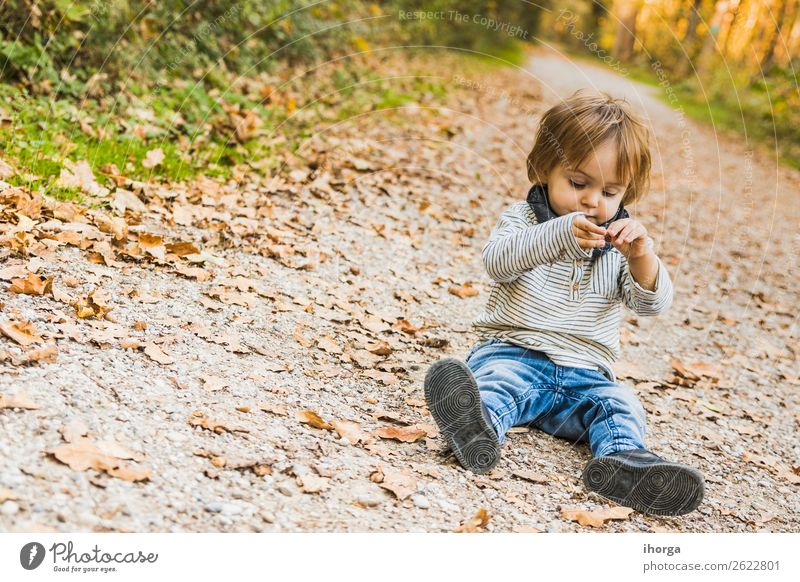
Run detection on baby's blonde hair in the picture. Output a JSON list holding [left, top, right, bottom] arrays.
[[526, 88, 652, 206]]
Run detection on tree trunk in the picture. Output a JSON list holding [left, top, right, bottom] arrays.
[[612, 0, 641, 62], [675, 0, 704, 78]]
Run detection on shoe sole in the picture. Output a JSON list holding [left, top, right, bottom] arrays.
[[424, 358, 500, 474], [582, 456, 705, 516]]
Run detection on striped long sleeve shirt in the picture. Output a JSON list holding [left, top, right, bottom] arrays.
[[471, 200, 673, 384]]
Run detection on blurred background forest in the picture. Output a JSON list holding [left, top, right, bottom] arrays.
[[0, 0, 797, 196]]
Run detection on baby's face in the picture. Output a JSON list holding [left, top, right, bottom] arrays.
[[545, 139, 627, 225]]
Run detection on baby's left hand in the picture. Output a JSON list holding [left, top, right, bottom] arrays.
[[604, 218, 651, 259]]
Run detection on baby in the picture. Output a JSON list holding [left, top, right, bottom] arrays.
[[424, 89, 704, 516]]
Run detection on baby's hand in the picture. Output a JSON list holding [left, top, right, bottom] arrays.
[[572, 214, 607, 251], [605, 218, 651, 259]]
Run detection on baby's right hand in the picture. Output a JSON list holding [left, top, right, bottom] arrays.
[[572, 214, 608, 250]]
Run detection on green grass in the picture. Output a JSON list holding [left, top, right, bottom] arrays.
[[0, 58, 455, 200]]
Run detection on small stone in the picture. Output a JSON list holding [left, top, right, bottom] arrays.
[[260, 511, 276, 523], [278, 484, 294, 496], [221, 503, 242, 516], [411, 494, 430, 509], [1, 501, 20, 516], [165, 431, 187, 443], [546, 520, 562, 533], [352, 483, 384, 507], [205, 502, 224, 513]]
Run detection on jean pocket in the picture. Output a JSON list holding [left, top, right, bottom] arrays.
[[465, 338, 503, 364]]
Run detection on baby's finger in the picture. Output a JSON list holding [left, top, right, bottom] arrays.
[[577, 215, 607, 235], [577, 236, 607, 249], [614, 224, 633, 242], [605, 218, 631, 237], [578, 226, 605, 240]]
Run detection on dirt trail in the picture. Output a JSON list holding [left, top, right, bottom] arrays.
[[1, 46, 797, 533]]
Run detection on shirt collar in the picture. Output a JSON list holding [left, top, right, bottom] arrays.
[[526, 183, 629, 259]]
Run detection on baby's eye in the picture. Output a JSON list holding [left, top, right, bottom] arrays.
[[569, 180, 585, 189], [602, 191, 617, 197]]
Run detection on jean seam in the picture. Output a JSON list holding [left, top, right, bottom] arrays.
[[552, 388, 623, 447]]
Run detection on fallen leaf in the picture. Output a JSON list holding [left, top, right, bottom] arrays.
[[297, 409, 333, 430], [46, 437, 148, 482], [0, 391, 41, 410], [370, 465, 417, 500], [0, 320, 43, 346], [560, 506, 634, 528], [14, 344, 57, 365], [449, 284, 480, 299], [453, 507, 490, 532], [187, 410, 249, 434], [176, 266, 212, 281], [330, 419, 371, 445], [296, 473, 330, 494], [0, 487, 18, 502], [60, 420, 89, 443], [143, 342, 175, 365], [373, 425, 427, 443], [511, 470, 549, 484], [8, 272, 52, 295], [142, 148, 165, 169], [257, 402, 288, 416]]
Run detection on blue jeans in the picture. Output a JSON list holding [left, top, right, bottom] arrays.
[[465, 339, 647, 457]]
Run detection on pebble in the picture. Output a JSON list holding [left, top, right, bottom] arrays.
[[277, 484, 294, 496], [352, 483, 384, 507], [205, 502, 224, 513], [1, 501, 20, 516], [221, 503, 242, 516], [546, 520, 562, 533], [165, 431, 187, 443], [260, 511, 276, 523], [411, 494, 430, 509]]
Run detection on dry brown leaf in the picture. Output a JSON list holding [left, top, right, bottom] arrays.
[[0, 320, 43, 346], [200, 374, 230, 391], [107, 465, 152, 482], [560, 506, 634, 528], [330, 419, 371, 445], [350, 349, 382, 369], [8, 272, 52, 295], [258, 402, 288, 416], [14, 344, 57, 365], [361, 369, 399, 386], [511, 470, 549, 484], [297, 409, 333, 431], [46, 437, 147, 481], [0, 264, 30, 280], [296, 473, 330, 494], [176, 266, 212, 281], [166, 241, 199, 257], [0, 391, 41, 410], [453, 507, 490, 532], [373, 425, 427, 443], [142, 148, 165, 169], [143, 342, 175, 365], [448, 284, 480, 299], [682, 360, 723, 382], [0, 487, 18, 502], [317, 335, 342, 355], [74, 288, 114, 320], [188, 411, 249, 434], [371, 466, 416, 500], [56, 159, 109, 197], [60, 420, 89, 443], [364, 339, 392, 356]]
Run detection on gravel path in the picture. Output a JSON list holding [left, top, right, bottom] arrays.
[[1, 46, 798, 533]]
